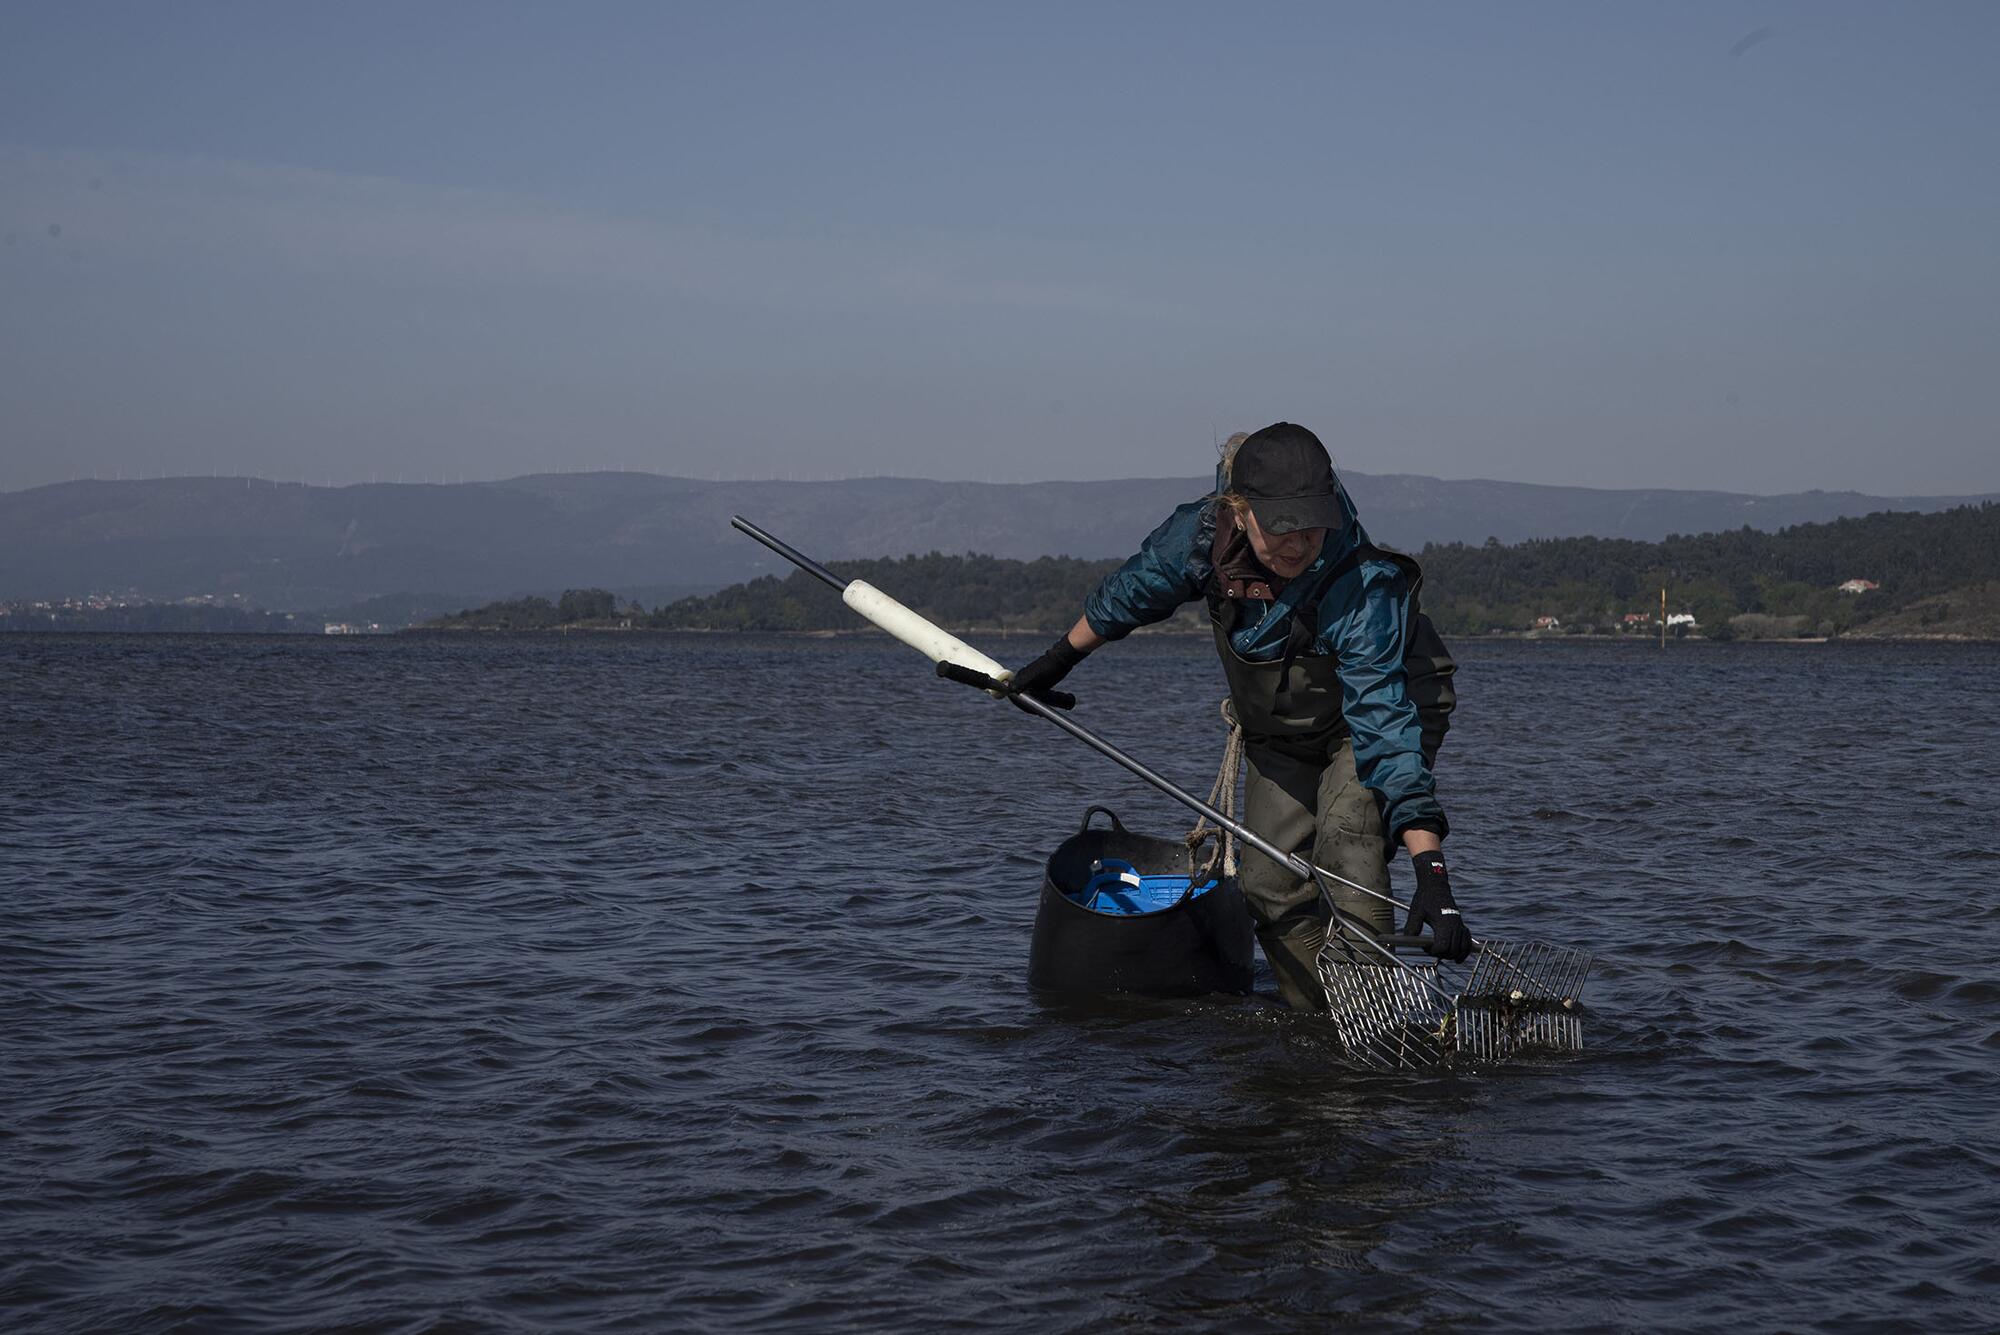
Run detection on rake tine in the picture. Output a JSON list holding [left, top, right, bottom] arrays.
[[1310, 869, 1463, 1010], [1317, 942, 1459, 1070], [1468, 939, 1594, 1011], [1466, 941, 1575, 1003], [1449, 950, 1592, 1060], [1294, 858, 1590, 1005]]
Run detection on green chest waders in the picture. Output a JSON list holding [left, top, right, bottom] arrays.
[[1206, 549, 1456, 1010]]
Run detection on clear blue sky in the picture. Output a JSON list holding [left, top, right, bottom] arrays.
[[3, 1, 1996, 494]]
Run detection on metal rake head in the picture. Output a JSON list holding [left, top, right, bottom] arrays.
[[1316, 935, 1594, 1070], [1315, 941, 1454, 1070], [1451, 938, 1592, 1062]]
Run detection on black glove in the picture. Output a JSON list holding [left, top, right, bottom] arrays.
[[1404, 850, 1472, 962], [1009, 633, 1089, 710]]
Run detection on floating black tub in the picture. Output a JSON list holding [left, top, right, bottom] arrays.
[[1030, 806, 1257, 998]]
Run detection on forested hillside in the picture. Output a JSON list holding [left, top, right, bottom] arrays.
[[1419, 503, 2000, 636], [431, 504, 2000, 640], [645, 554, 1131, 634], [9, 470, 1997, 609]]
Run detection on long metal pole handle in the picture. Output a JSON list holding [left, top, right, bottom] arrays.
[[731, 515, 847, 591]]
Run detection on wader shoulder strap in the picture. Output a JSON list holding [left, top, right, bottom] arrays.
[[1204, 550, 1350, 744], [1204, 546, 1363, 642]]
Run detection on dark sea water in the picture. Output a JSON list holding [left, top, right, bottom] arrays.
[[3, 632, 1997, 1333]]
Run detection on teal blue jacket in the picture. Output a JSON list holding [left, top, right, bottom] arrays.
[[1081, 487, 1446, 840]]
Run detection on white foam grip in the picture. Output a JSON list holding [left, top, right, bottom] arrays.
[[841, 580, 1011, 696]]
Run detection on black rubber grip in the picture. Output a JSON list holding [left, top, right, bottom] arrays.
[[934, 660, 1076, 711]]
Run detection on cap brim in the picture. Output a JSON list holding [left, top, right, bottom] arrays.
[[1247, 492, 1345, 535]]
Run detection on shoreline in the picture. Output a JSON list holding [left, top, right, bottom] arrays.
[[398, 625, 2000, 644], [3, 625, 1995, 645]]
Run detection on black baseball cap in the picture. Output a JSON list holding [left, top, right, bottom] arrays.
[[1231, 422, 1344, 534]]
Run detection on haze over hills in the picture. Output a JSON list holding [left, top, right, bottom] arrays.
[[2, 470, 1995, 613]]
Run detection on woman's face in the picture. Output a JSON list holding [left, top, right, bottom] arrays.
[[1242, 508, 1326, 579]]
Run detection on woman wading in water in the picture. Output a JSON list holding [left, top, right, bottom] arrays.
[[1010, 422, 1470, 1010]]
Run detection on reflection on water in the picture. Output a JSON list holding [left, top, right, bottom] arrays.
[[1, 633, 1996, 1332]]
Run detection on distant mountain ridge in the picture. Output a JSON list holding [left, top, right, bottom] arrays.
[[2, 470, 1994, 611]]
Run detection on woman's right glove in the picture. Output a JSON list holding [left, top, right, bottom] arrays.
[[1009, 634, 1088, 709], [1404, 850, 1473, 962]]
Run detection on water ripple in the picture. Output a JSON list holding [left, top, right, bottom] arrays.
[[1, 634, 1997, 1332]]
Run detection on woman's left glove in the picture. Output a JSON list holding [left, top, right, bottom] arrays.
[[1404, 850, 1473, 962], [1009, 634, 1089, 708]]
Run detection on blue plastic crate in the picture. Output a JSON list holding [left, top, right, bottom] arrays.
[[1071, 858, 1220, 916]]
